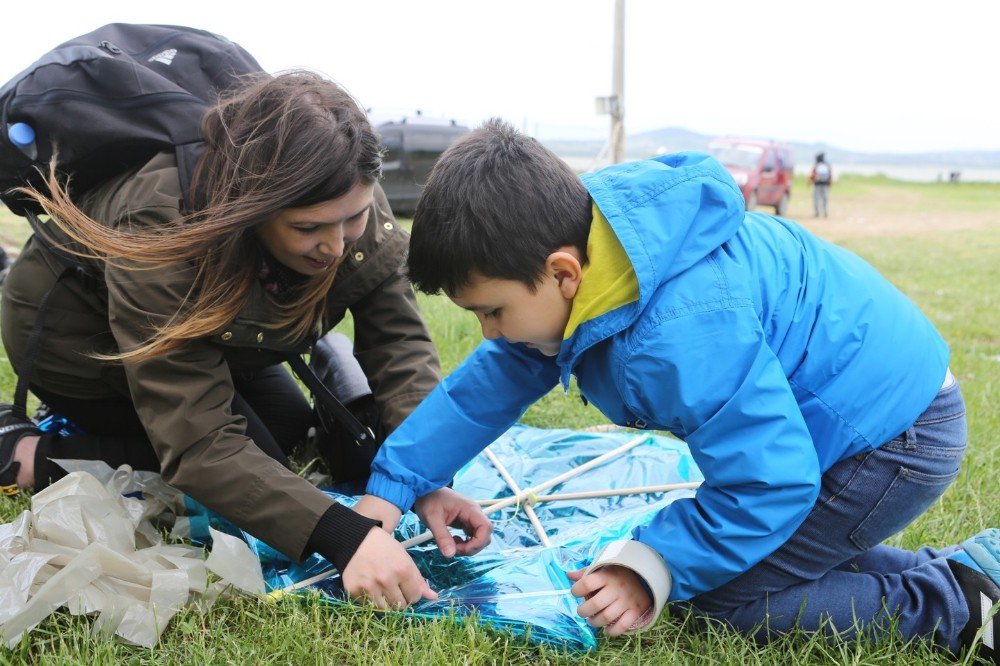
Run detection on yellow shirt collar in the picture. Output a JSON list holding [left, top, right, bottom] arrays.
[[563, 205, 639, 340]]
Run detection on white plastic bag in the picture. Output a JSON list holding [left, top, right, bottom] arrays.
[[0, 469, 266, 648]]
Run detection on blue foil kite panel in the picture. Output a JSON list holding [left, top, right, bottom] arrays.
[[250, 426, 703, 651]]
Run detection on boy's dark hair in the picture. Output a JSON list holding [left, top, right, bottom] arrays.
[[407, 118, 592, 295]]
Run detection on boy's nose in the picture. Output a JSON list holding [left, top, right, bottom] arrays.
[[478, 316, 501, 340]]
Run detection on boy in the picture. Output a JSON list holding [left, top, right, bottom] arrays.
[[349, 121, 999, 658]]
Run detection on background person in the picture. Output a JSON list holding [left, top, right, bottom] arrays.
[[809, 151, 833, 217]]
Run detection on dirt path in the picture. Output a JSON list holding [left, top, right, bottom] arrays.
[[778, 184, 998, 243]]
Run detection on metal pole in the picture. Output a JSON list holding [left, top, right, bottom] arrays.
[[610, 0, 626, 164]]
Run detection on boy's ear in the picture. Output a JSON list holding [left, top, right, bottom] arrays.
[[546, 246, 584, 299]]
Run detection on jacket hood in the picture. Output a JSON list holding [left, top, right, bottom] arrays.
[[557, 152, 746, 381]]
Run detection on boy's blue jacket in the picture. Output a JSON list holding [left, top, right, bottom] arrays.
[[367, 153, 950, 601]]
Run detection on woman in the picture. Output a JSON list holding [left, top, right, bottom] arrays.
[[0, 71, 440, 597]]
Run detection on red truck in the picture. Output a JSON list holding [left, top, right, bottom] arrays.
[[708, 138, 794, 215]]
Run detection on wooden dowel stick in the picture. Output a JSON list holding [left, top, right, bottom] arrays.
[[484, 449, 551, 547], [274, 434, 650, 594], [473, 481, 702, 505], [269, 569, 339, 597], [401, 434, 648, 548]]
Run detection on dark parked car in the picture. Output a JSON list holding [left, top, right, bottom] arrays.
[[377, 117, 469, 216], [708, 137, 794, 215]]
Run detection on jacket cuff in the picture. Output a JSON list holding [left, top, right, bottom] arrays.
[[306, 502, 382, 572], [365, 472, 419, 513], [585, 539, 673, 632]]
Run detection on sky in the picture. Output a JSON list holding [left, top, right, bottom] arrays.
[[1, 0, 997, 154]]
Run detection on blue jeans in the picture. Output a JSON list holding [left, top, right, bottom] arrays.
[[691, 379, 969, 650], [813, 184, 830, 217]]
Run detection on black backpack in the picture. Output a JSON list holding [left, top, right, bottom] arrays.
[[0, 23, 264, 217]]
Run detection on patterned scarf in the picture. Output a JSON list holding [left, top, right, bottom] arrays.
[[257, 247, 309, 299]]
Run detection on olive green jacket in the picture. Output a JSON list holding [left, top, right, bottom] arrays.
[[1, 152, 440, 560]]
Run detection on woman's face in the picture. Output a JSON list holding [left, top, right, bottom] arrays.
[[256, 181, 375, 275]]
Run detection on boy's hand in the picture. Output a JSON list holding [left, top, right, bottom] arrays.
[[568, 564, 652, 637], [353, 494, 403, 532], [342, 526, 437, 609], [413, 487, 493, 558]]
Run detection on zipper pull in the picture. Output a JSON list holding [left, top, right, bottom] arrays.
[[99, 40, 123, 55]]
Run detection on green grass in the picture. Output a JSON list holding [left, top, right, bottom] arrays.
[[1, 176, 999, 664]]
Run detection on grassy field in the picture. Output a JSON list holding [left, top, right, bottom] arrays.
[[1, 175, 998, 664]]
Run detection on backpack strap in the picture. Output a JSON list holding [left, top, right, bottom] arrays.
[[176, 142, 206, 214], [24, 210, 103, 289], [12, 211, 110, 419], [11, 265, 76, 420], [284, 352, 375, 446]]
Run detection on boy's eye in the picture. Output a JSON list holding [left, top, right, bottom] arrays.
[[294, 225, 320, 233], [483, 309, 500, 319]]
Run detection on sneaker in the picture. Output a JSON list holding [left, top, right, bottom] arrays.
[[947, 528, 1000, 663], [0, 403, 42, 497]]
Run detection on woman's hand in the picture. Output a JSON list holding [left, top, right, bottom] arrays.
[[414, 487, 493, 558], [341, 527, 437, 610], [568, 565, 652, 637]]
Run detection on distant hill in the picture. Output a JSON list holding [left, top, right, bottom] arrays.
[[544, 126, 1000, 170]]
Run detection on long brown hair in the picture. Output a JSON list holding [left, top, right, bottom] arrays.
[[23, 70, 382, 362]]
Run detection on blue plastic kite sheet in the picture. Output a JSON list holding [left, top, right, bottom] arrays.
[[239, 425, 704, 652]]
